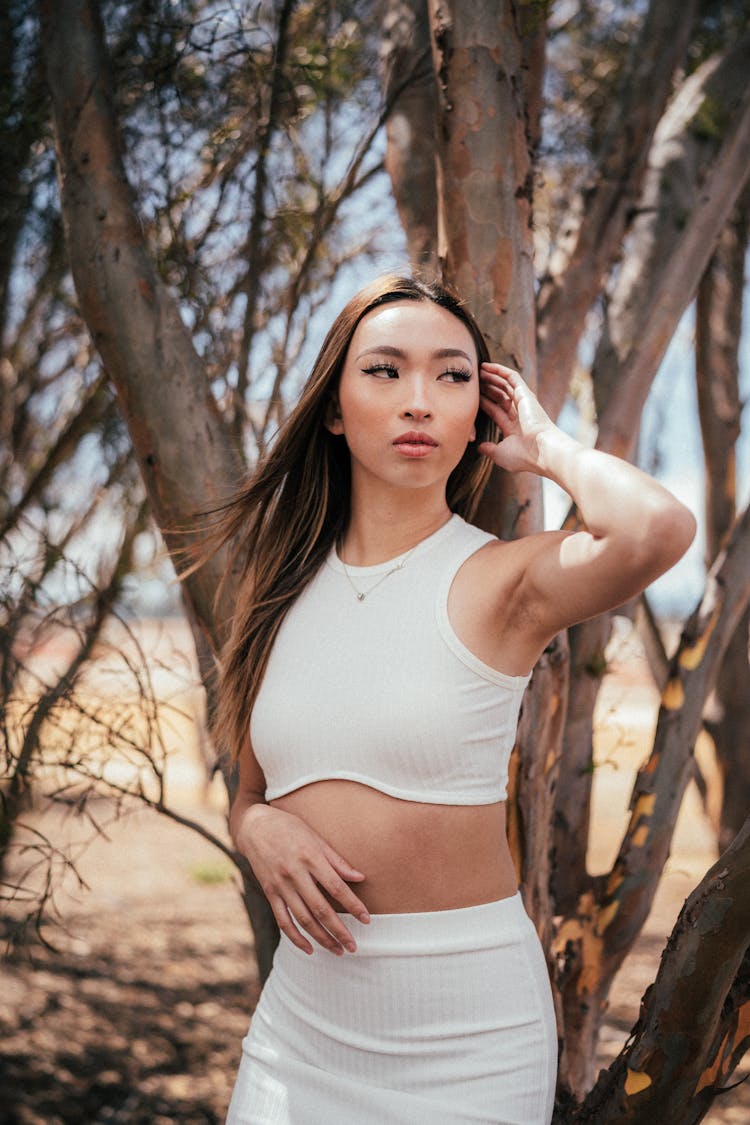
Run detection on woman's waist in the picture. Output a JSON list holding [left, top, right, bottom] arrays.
[[270, 780, 518, 913]]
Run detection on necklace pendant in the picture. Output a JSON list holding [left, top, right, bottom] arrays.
[[356, 592, 366, 602]]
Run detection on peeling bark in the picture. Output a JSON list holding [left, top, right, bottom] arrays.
[[553, 504, 750, 1098], [537, 0, 697, 419], [577, 816, 750, 1123], [593, 37, 750, 458]]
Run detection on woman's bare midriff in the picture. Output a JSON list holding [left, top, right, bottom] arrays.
[[271, 779, 518, 914]]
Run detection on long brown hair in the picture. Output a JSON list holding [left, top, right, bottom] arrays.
[[188, 274, 497, 766]]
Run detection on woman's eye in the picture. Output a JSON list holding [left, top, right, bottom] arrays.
[[440, 369, 472, 383], [362, 363, 399, 379]]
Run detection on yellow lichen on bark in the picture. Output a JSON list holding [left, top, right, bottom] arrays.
[[553, 892, 608, 994], [625, 1068, 653, 1095], [662, 677, 685, 709], [595, 898, 619, 936], [628, 792, 656, 833], [631, 824, 649, 847], [679, 605, 721, 670], [694, 1000, 750, 1094]]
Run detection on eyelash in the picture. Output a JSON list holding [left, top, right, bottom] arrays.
[[361, 364, 472, 383]]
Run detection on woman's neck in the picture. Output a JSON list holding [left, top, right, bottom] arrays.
[[340, 492, 452, 566]]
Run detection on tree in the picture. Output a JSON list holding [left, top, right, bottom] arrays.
[[6, 0, 392, 978], [6, 0, 750, 1119], [696, 183, 750, 852]]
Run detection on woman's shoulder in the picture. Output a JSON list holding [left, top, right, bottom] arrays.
[[455, 525, 571, 600]]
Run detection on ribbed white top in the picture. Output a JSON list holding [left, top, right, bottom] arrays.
[[250, 514, 530, 804]]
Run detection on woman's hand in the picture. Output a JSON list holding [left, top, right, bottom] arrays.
[[235, 802, 370, 956], [478, 363, 557, 475]]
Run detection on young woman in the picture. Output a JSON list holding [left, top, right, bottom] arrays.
[[200, 275, 695, 1124]]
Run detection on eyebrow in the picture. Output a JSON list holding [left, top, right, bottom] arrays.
[[356, 345, 474, 363]]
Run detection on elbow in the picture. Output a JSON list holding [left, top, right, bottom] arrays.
[[642, 497, 697, 575]]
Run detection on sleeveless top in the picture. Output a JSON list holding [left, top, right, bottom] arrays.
[[250, 514, 531, 805]]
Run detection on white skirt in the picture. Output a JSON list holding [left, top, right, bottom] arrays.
[[226, 892, 557, 1125]]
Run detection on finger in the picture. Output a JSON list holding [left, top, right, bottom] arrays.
[[479, 388, 512, 414], [479, 365, 512, 387], [480, 366, 534, 406], [477, 441, 505, 459], [271, 896, 314, 955], [323, 844, 366, 882], [479, 392, 513, 429], [286, 883, 358, 954], [481, 361, 523, 385], [318, 870, 371, 924], [479, 376, 512, 398], [479, 375, 514, 409]]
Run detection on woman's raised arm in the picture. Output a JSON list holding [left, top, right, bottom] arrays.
[[478, 364, 696, 642]]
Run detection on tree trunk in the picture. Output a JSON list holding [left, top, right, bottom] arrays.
[[41, 0, 244, 650], [426, 3, 562, 954], [593, 37, 750, 458], [508, 630, 569, 949], [40, 0, 279, 980], [553, 504, 750, 1100], [551, 613, 612, 915], [380, 0, 439, 274], [537, 0, 697, 419], [696, 183, 750, 852], [428, 0, 540, 542], [575, 815, 750, 1123]]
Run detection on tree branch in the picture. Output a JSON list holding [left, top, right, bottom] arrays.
[[593, 37, 750, 457], [537, 0, 697, 418], [578, 816, 750, 1122]]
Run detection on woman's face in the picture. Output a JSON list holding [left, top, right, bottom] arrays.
[[326, 300, 480, 501]]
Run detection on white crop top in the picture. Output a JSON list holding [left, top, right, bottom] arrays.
[[250, 514, 531, 805]]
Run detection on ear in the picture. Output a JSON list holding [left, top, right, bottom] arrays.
[[324, 395, 344, 435]]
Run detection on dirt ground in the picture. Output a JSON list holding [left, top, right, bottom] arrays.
[[2, 618, 748, 1123]]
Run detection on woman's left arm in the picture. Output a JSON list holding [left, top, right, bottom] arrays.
[[479, 364, 697, 638]]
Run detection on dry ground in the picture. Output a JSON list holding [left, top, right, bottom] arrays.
[[2, 618, 748, 1123]]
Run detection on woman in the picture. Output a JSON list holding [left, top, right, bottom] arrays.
[[197, 275, 694, 1124]]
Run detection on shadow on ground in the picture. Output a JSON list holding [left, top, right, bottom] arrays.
[[0, 913, 255, 1125]]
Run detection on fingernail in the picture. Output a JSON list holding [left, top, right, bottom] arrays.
[[345, 941, 357, 953], [359, 912, 370, 924]]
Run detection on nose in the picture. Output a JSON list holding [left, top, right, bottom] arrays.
[[400, 374, 433, 421]]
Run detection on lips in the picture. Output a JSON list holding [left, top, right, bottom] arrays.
[[393, 431, 438, 458]]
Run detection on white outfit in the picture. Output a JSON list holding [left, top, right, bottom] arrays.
[[228, 515, 557, 1124], [251, 515, 529, 804]]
